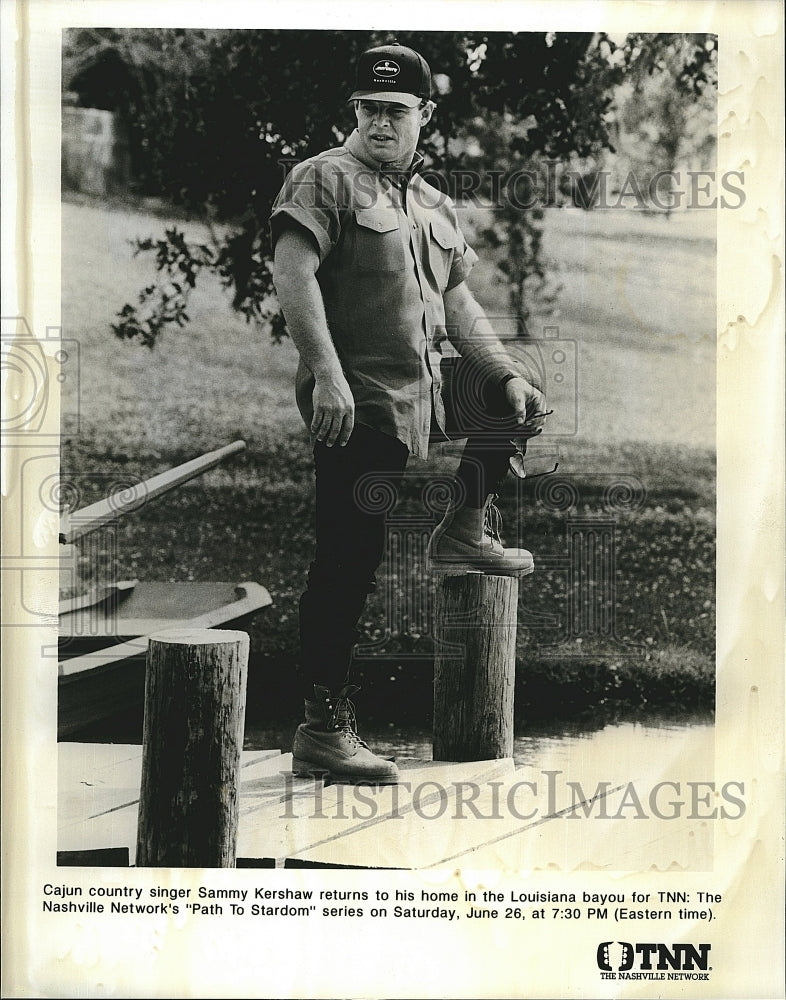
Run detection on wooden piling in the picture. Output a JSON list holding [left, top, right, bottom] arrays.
[[136, 628, 249, 868], [433, 574, 517, 761]]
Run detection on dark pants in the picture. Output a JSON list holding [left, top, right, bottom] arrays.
[[299, 365, 517, 693]]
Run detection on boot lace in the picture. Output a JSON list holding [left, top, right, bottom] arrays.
[[329, 687, 369, 749], [484, 494, 504, 546]]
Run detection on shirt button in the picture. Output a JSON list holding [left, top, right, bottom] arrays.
[[412, 222, 417, 229]]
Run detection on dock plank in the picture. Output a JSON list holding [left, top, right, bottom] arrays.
[[415, 723, 715, 872], [58, 744, 283, 864], [237, 758, 515, 869], [58, 724, 715, 871]]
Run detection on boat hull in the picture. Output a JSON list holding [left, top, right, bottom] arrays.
[[58, 581, 271, 739]]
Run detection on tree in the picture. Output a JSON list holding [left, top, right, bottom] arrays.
[[448, 32, 624, 323], [63, 29, 713, 346], [609, 34, 717, 213]]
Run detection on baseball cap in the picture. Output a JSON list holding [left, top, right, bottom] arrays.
[[348, 43, 432, 108]]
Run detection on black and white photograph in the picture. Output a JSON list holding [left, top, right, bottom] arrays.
[[2, 2, 784, 998]]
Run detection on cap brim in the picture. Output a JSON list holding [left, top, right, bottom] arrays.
[[348, 90, 422, 108]]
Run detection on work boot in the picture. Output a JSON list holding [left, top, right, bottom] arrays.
[[426, 494, 534, 577], [292, 684, 399, 784]]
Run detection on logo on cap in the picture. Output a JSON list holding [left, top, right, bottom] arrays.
[[373, 59, 401, 78]]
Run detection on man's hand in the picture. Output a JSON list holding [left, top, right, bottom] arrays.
[[311, 372, 355, 447], [274, 227, 355, 447], [504, 376, 548, 436]]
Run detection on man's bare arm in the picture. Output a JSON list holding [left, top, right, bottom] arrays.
[[272, 226, 354, 447], [443, 280, 547, 430]]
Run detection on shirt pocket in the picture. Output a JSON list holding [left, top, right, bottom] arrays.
[[429, 219, 459, 290], [353, 208, 406, 271]]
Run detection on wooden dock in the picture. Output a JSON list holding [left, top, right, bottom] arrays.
[[58, 723, 714, 871]]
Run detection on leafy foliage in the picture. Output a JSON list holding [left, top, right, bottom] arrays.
[[622, 32, 717, 96], [111, 228, 214, 347]]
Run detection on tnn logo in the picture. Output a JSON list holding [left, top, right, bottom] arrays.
[[597, 942, 711, 972]]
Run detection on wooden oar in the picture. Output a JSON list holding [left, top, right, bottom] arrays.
[[59, 440, 246, 545]]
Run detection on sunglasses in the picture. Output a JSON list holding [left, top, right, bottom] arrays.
[[509, 410, 559, 479]]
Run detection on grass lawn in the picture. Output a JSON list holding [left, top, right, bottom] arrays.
[[61, 195, 716, 727]]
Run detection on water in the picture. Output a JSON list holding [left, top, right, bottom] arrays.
[[245, 712, 714, 770]]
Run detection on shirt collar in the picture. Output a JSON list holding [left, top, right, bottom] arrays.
[[344, 130, 425, 188]]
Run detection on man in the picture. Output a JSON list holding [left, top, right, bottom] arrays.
[[270, 42, 547, 784]]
